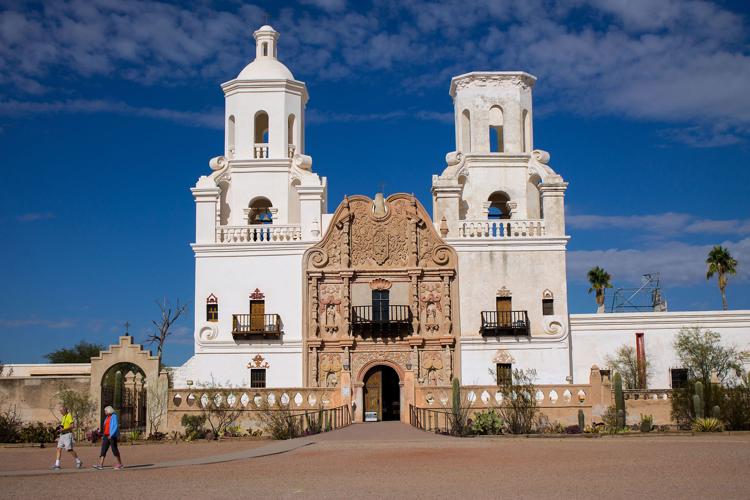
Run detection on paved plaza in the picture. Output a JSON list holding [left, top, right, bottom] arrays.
[[1, 423, 749, 499]]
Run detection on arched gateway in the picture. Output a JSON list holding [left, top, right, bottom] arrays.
[[302, 193, 460, 423]]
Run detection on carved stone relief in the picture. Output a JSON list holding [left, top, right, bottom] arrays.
[[319, 353, 343, 388], [318, 284, 342, 336], [419, 282, 443, 335], [351, 350, 411, 380]]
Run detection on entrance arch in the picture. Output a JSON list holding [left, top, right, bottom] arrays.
[[363, 365, 401, 421], [100, 362, 147, 434]]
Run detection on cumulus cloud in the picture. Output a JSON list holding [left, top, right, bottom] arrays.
[[567, 237, 750, 286], [1, 0, 749, 143]]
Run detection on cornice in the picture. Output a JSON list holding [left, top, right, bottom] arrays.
[[192, 242, 315, 257], [570, 310, 750, 330], [445, 237, 569, 251], [221, 79, 308, 101], [450, 71, 537, 97]]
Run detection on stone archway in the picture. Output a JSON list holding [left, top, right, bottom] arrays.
[[89, 336, 163, 436], [100, 363, 147, 434], [362, 365, 402, 422]]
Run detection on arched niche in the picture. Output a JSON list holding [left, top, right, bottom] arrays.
[[488, 191, 511, 220]]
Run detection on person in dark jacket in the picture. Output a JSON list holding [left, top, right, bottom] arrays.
[[93, 406, 123, 470]]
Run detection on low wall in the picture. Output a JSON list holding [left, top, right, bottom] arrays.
[[0, 376, 91, 423], [166, 387, 344, 433]]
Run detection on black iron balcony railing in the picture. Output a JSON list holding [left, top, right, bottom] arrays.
[[232, 314, 281, 337], [351, 305, 411, 325], [480, 310, 530, 336]]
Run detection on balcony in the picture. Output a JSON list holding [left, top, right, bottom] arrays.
[[351, 305, 411, 336], [216, 224, 302, 244], [480, 310, 530, 336], [232, 314, 281, 338], [457, 220, 546, 239]]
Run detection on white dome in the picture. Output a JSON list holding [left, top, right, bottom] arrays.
[[237, 58, 294, 80]]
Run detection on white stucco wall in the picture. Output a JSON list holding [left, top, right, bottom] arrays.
[[570, 310, 750, 389]]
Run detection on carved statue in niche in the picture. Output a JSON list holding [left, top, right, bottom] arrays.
[[420, 351, 444, 385], [319, 353, 342, 388], [419, 283, 443, 334], [319, 285, 342, 335]]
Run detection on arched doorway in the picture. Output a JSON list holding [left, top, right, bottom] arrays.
[[363, 365, 400, 422], [100, 362, 147, 435]]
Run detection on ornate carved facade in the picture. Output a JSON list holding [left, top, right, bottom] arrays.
[[303, 194, 459, 387]]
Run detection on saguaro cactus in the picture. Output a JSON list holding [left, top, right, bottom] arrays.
[[113, 370, 123, 411], [693, 381, 704, 419], [578, 409, 585, 430], [614, 372, 626, 429], [452, 377, 461, 416]]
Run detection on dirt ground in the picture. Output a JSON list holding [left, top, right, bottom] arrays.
[[1, 423, 749, 499]]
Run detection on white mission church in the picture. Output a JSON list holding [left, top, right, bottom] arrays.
[[168, 25, 749, 423]]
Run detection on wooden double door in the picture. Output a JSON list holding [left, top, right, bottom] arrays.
[[363, 366, 400, 421]]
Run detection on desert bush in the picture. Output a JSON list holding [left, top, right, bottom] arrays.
[[496, 369, 539, 434], [721, 385, 750, 431], [564, 425, 582, 434], [257, 402, 302, 440], [639, 414, 653, 433], [692, 417, 723, 432], [19, 422, 57, 443], [195, 379, 243, 439], [471, 409, 503, 435], [601, 405, 621, 434], [0, 403, 22, 443], [55, 385, 96, 441], [181, 414, 207, 440], [147, 431, 166, 441]]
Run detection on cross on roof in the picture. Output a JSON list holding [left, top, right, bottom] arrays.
[[124, 321, 130, 336]]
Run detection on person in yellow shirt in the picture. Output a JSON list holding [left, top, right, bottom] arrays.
[[52, 405, 82, 470]]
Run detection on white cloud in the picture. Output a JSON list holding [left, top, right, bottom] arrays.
[[567, 237, 749, 286], [0, 99, 223, 129], [16, 212, 56, 222], [1, 0, 750, 143], [568, 212, 750, 237], [0, 318, 76, 329]]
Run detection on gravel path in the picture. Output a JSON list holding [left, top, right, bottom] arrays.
[[1, 423, 748, 499]]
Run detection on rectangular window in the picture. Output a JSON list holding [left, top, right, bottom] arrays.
[[670, 368, 688, 389], [372, 290, 390, 322], [250, 369, 266, 388], [542, 298, 554, 316], [496, 363, 512, 386], [206, 303, 218, 322]]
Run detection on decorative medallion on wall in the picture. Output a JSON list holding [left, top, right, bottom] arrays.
[[250, 288, 265, 300], [420, 351, 444, 385], [496, 286, 512, 298], [247, 354, 270, 369], [369, 278, 392, 290], [542, 289, 554, 299], [492, 350, 515, 364]]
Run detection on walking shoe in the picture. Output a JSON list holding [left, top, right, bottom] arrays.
[[93, 465, 104, 470], [114, 464, 124, 470], [51, 465, 61, 470], [75, 461, 83, 469]]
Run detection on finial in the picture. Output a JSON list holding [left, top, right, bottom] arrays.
[[124, 321, 130, 336]]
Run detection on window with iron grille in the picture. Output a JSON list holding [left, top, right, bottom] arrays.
[[542, 298, 554, 316], [670, 368, 688, 389], [496, 363, 512, 386], [372, 290, 390, 322], [250, 369, 266, 388]]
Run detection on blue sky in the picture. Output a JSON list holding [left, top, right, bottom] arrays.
[[1, 0, 749, 366]]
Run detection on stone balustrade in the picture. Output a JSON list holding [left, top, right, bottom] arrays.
[[215, 224, 303, 244], [456, 219, 546, 238], [253, 143, 269, 158], [169, 387, 340, 411]]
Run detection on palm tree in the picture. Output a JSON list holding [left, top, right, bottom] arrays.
[[706, 246, 738, 311], [587, 266, 613, 313]]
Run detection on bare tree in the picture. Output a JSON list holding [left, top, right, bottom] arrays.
[[147, 298, 189, 358]]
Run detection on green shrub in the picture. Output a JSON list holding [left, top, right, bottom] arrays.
[[19, 422, 57, 443], [722, 385, 750, 430], [181, 414, 207, 440], [601, 405, 620, 434], [639, 414, 653, 433], [471, 409, 503, 435], [692, 417, 723, 432], [0, 404, 21, 443]]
